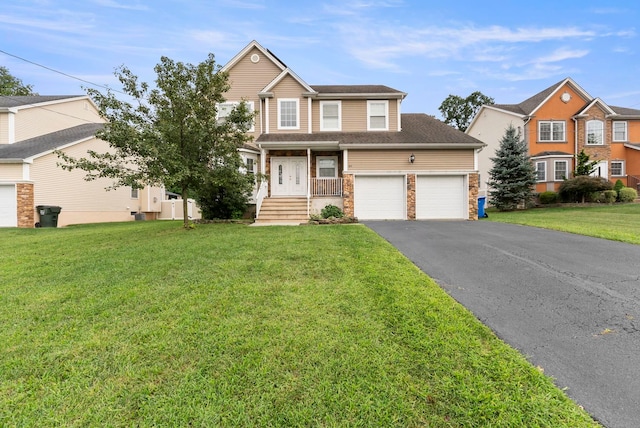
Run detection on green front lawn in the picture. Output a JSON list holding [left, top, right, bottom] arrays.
[[486, 203, 640, 245], [1, 222, 597, 426]]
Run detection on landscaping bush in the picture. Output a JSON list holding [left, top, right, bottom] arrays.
[[619, 187, 638, 202], [614, 179, 625, 200], [321, 204, 344, 218], [602, 190, 617, 204], [558, 176, 613, 203], [538, 191, 558, 204]]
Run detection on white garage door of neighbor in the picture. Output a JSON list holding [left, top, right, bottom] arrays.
[[354, 175, 405, 220], [0, 184, 17, 227], [416, 175, 466, 219]]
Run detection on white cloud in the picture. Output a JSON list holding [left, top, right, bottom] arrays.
[[91, 0, 148, 10]]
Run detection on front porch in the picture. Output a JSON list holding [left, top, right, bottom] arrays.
[[254, 148, 345, 224]]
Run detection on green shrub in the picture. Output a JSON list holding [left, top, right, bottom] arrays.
[[619, 187, 638, 202], [614, 179, 624, 200], [321, 204, 344, 218], [558, 176, 613, 203], [538, 191, 558, 204], [602, 190, 617, 204]]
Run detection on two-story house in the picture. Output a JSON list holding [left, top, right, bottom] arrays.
[[0, 96, 165, 227], [467, 77, 640, 196], [223, 41, 485, 222]]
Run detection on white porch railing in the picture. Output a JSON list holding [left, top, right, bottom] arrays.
[[255, 179, 268, 217], [311, 178, 343, 197]]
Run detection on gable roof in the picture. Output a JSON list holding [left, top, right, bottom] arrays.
[[257, 113, 484, 149], [0, 123, 103, 160], [261, 68, 315, 95], [0, 95, 86, 109], [220, 40, 287, 73], [490, 78, 594, 117]]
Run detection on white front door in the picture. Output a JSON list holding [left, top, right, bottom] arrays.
[[590, 161, 608, 178], [271, 157, 307, 196]]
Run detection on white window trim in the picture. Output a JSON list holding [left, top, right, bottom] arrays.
[[319, 101, 342, 131], [316, 156, 338, 179], [538, 120, 565, 142], [536, 161, 547, 182], [586, 119, 604, 145], [217, 101, 255, 132], [367, 100, 389, 131], [611, 160, 625, 177], [277, 98, 300, 130], [554, 160, 568, 181], [613, 121, 628, 142]]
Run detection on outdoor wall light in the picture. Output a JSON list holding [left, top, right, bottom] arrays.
[[409, 153, 415, 164]]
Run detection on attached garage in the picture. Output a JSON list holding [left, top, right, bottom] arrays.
[[416, 175, 466, 220], [0, 184, 17, 227], [354, 175, 405, 220]]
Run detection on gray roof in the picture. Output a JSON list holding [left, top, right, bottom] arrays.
[[0, 123, 103, 160], [310, 85, 405, 95], [0, 95, 84, 108], [610, 105, 640, 116], [532, 151, 573, 157], [257, 113, 485, 147]]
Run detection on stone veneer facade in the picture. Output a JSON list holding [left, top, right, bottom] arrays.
[[16, 182, 35, 228], [576, 106, 611, 175]]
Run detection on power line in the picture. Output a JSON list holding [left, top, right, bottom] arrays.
[[0, 49, 127, 96]]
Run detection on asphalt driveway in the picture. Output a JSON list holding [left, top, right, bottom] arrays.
[[366, 220, 640, 428]]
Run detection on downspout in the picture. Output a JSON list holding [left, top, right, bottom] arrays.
[[573, 117, 578, 175], [307, 148, 311, 218]]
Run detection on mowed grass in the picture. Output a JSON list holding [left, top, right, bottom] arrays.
[[1, 222, 597, 427], [486, 203, 640, 245]]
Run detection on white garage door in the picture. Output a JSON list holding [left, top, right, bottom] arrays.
[[0, 184, 17, 227], [416, 175, 466, 219], [354, 175, 405, 220]]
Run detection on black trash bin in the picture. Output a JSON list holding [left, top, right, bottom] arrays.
[[36, 205, 62, 228]]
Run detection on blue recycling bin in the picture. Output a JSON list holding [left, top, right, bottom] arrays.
[[478, 196, 487, 218]]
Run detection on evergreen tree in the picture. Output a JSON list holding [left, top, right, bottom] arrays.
[[488, 125, 537, 211], [574, 149, 598, 176]]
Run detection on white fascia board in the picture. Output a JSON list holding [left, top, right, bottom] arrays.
[[28, 135, 96, 161], [529, 77, 593, 116], [261, 69, 316, 94], [531, 154, 574, 160], [340, 143, 485, 149], [258, 141, 340, 150]]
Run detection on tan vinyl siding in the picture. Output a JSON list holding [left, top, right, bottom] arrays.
[[269, 75, 308, 133], [348, 149, 475, 171], [225, 46, 283, 139], [311, 99, 399, 133], [14, 99, 103, 142], [0, 163, 24, 180], [31, 138, 138, 216], [0, 113, 9, 145]]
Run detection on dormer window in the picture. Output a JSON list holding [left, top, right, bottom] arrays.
[[367, 100, 388, 131], [586, 120, 604, 145]]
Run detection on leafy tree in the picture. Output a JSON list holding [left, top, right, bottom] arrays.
[[57, 54, 254, 228], [438, 91, 494, 132], [0, 66, 36, 95], [488, 125, 537, 211], [574, 149, 598, 176]]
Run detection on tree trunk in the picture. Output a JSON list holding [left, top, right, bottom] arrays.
[[182, 185, 189, 228]]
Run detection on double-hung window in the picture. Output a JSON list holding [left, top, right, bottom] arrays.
[[611, 161, 625, 176], [536, 161, 546, 182], [586, 120, 604, 145], [538, 121, 565, 142], [320, 101, 341, 131], [367, 100, 388, 131], [554, 160, 568, 181], [278, 98, 300, 130], [613, 121, 628, 142], [317, 156, 338, 178]]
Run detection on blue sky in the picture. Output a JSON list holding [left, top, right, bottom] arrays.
[[1, 0, 639, 116]]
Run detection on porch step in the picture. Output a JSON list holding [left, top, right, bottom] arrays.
[[255, 198, 309, 224]]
